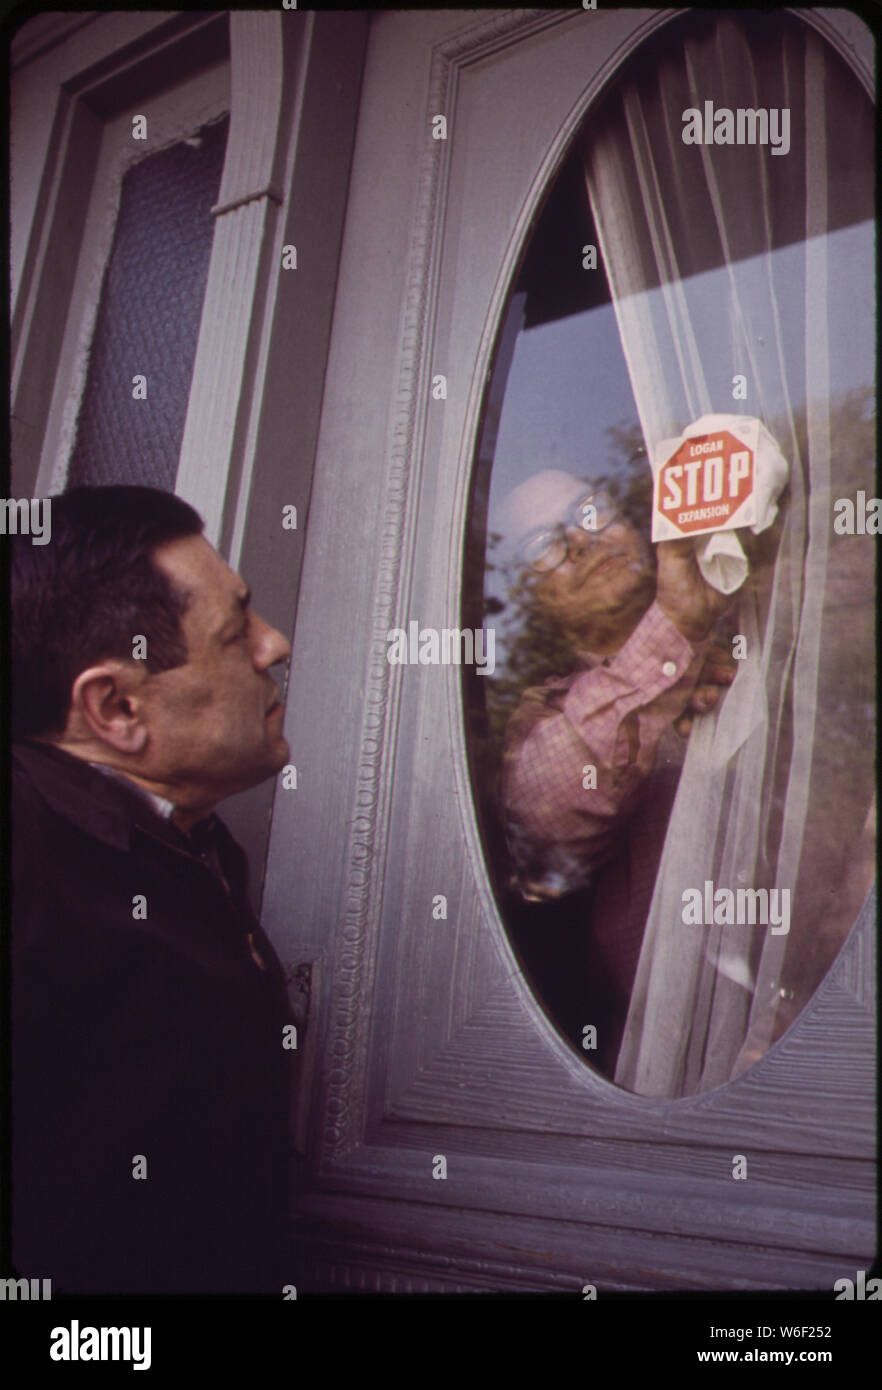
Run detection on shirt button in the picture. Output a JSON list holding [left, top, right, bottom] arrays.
[[662, 660, 678, 678]]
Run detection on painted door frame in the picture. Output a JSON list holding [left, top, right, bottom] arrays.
[[262, 6, 876, 1292], [10, 7, 369, 887]]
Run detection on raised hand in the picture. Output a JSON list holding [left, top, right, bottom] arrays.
[[656, 536, 737, 643], [674, 642, 738, 738]]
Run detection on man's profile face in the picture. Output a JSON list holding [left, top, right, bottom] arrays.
[[134, 535, 291, 806], [531, 516, 655, 641]]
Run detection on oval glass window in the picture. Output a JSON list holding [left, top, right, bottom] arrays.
[[463, 9, 875, 1098]]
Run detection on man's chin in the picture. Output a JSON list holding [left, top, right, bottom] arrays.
[[222, 740, 291, 800], [263, 734, 291, 777]]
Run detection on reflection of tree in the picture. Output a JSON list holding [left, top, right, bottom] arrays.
[[483, 553, 579, 753], [593, 419, 654, 536], [482, 388, 875, 767], [482, 417, 654, 760]]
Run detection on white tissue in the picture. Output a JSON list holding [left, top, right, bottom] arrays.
[[695, 530, 748, 595]]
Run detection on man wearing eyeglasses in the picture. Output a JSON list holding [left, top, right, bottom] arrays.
[[499, 470, 735, 1069]]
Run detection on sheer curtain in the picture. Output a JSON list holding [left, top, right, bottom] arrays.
[[580, 12, 875, 1096]]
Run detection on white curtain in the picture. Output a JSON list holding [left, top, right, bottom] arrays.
[[580, 13, 875, 1095]]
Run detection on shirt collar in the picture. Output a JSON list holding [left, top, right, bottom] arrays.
[[87, 761, 177, 820]]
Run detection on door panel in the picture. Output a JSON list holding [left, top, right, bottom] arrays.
[[263, 6, 875, 1291]]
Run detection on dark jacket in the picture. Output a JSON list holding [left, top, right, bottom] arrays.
[[11, 740, 296, 1294]]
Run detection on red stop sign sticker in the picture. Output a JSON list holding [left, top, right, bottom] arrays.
[[655, 428, 756, 537]]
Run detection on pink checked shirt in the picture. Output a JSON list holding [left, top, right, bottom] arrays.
[[501, 601, 709, 905]]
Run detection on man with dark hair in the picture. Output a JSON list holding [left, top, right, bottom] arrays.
[[11, 485, 201, 743], [10, 485, 296, 1294]]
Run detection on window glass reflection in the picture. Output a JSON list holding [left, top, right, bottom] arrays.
[[465, 11, 875, 1095]]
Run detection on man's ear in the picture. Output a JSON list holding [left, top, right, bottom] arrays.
[[68, 662, 149, 753]]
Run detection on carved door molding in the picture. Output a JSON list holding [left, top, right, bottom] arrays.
[[262, 6, 875, 1292]]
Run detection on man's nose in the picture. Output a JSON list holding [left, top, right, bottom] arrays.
[[251, 611, 292, 668]]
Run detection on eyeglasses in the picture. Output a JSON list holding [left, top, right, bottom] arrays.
[[514, 489, 621, 574]]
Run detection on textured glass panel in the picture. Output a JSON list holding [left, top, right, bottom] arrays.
[[67, 116, 229, 491]]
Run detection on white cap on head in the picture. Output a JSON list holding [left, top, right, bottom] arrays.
[[497, 470, 590, 549]]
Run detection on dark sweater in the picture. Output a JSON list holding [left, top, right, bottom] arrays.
[[11, 740, 296, 1294]]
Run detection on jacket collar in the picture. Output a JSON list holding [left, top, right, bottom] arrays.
[[12, 740, 219, 856]]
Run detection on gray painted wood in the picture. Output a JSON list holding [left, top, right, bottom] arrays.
[[258, 5, 876, 1292], [193, 11, 369, 889]]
